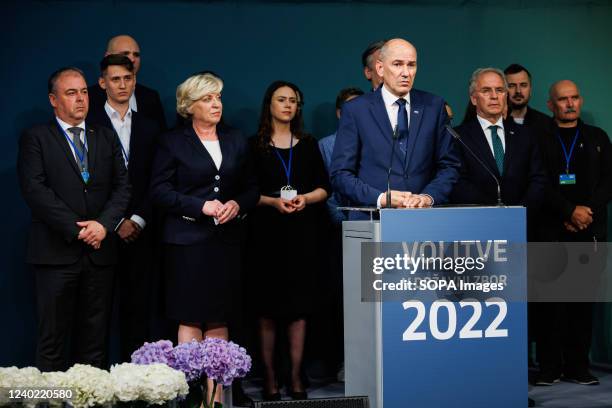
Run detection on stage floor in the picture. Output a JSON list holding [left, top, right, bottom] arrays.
[[240, 369, 612, 407]]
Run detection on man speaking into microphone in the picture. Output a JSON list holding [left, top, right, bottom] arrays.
[[450, 67, 546, 238], [330, 38, 460, 218]]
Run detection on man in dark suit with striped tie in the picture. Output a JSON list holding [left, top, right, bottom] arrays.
[[17, 67, 130, 371]]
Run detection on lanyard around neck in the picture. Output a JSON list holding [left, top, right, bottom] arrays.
[[273, 135, 294, 186], [556, 128, 580, 174], [57, 121, 88, 166]]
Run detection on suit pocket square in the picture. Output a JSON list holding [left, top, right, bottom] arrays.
[[182, 216, 196, 222]]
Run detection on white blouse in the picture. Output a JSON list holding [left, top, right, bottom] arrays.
[[201, 140, 222, 170]]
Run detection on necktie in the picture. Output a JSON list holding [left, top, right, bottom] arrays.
[[68, 127, 87, 171], [489, 125, 504, 174], [396, 98, 408, 139]]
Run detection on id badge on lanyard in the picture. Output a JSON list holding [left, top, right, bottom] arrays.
[[57, 121, 90, 183], [274, 136, 297, 199], [557, 129, 579, 186]]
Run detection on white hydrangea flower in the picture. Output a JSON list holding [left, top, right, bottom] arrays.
[[42, 371, 73, 407], [110, 363, 188, 405], [110, 363, 146, 402], [0, 367, 20, 405], [65, 364, 114, 408], [140, 364, 188, 405], [0, 367, 45, 408]]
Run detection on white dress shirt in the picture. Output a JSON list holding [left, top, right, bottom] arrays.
[[380, 84, 411, 130], [56, 117, 86, 162], [104, 101, 132, 166], [103, 102, 146, 230], [129, 93, 138, 112], [476, 115, 506, 155]]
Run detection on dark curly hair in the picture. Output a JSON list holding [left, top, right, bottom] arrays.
[[255, 80, 307, 151]]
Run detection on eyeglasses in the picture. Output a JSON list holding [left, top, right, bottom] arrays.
[[478, 87, 506, 97]]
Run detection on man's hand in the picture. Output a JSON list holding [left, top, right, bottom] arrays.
[[571, 206, 593, 230], [117, 219, 142, 243], [404, 194, 433, 208], [76, 220, 107, 249], [216, 200, 240, 224], [381, 190, 411, 208]]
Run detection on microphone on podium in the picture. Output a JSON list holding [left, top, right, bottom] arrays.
[[386, 125, 400, 208]]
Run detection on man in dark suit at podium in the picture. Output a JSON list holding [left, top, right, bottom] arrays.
[[87, 54, 161, 361], [88, 35, 167, 131], [17, 67, 130, 370], [450, 67, 546, 236], [330, 38, 460, 216]]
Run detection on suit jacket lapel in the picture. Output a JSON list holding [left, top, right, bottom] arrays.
[[85, 124, 97, 175], [217, 127, 231, 173], [502, 119, 516, 176], [403, 90, 424, 172], [128, 112, 138, 172], [368, 88, 407, 165], [468, 119, 500, 177], [49, 120, 85, 182], [368, 88, 394, 142], [185, 126, 218, 169]]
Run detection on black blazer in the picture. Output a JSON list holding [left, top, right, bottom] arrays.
[[87, 108, 160, 224], [88, 83, 167, 131], [17, 120, 131, 265], [523, 106, 553, 136], [537, 120, 612, 240], [450, 118, 546, 212], [150, 125, 259, 245]]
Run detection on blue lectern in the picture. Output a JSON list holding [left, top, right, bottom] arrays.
[[342, 207, 527, 408]]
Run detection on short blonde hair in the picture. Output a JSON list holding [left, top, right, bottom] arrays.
[[176, 73, 223, 118]]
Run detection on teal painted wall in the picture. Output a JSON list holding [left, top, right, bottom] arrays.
[[2, 0, 611, 366]]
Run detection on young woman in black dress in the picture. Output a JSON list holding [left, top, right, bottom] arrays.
[[249, 81, 329, 400]]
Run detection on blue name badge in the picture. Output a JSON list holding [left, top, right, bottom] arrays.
[[559, 173, 576, 185]]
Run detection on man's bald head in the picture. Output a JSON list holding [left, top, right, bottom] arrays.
[[379, 39, 417, 62], [548, 80, 579, 100], [375, 38, 418, 97], [547, 80, 583, 127], [106, 35, 141, 74]]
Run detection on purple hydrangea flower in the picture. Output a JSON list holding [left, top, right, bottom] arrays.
[[201, 338, 252, 386], [171, 339, 206, 383], [131, 340, 176, 366]]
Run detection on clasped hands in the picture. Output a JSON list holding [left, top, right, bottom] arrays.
[[273, 195, 306, 214], [564, 205, 593, 233], [381, 190, 433, 208], [203, 199, 240, 224], [117, 219, 141, 243], [76, 220, 107, 250]]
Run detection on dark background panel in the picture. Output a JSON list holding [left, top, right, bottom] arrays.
[[2, 0, 611, 367]]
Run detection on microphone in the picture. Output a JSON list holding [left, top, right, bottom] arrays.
[[386, 125, 399, 208], [444, 125, 504, 206]]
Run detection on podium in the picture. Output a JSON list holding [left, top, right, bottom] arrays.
[[342, 207, 527, 408]]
